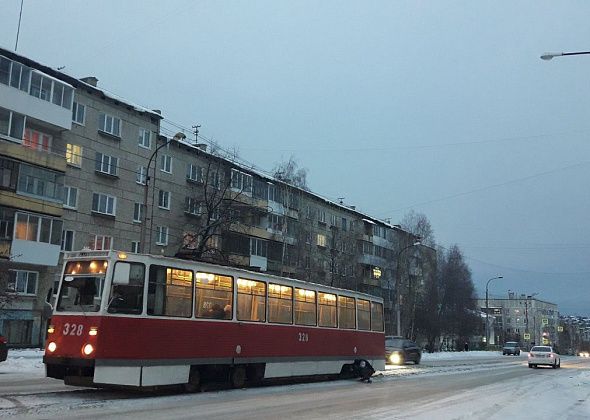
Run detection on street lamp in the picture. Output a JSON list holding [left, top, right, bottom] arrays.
[[395, 240, 421, 337], [485, 276, 503, 349], [139, 136, 173, 254], [540, 51, 590, 61]]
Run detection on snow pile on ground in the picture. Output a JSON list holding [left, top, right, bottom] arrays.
[[422, 350, 504, 361], [0, 348, 45, 374]]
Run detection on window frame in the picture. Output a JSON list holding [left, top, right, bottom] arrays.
[[158, 190, 171, 210], [98, 112, 122, 137], [63, 186, 78, 209], [91, 192, 116, 216], [8, 270, 38, 296], [66, 144, 82, 167], [138, 128, 151, 149], [72, 101, 86, 125], [156, 226, 169, 245]]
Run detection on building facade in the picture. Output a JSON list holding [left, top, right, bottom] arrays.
[[0, 47, 430, 346], [478, 292, 559, 348]]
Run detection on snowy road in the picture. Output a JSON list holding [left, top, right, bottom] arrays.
[[1, 350, 589, 419]]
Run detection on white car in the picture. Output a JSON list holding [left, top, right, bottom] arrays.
[[528, 346, 560, 369]]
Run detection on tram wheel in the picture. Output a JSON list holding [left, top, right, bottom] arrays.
[[184, 368, 201, 393], [230, 366, 246, 388]]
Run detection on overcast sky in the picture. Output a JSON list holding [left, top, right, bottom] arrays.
[[2, 1, 590, 314]]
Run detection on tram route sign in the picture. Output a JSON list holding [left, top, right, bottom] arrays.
[[523, 333, 531, 340]]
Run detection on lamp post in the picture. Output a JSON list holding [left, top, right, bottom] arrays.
[[541, 51, 590, 60], [485, 276, 503, 349], [139, 136, 173, 254], [395, 240, 421, 337]]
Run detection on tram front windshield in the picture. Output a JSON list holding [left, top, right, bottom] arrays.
[[56, 260, 107, 313]]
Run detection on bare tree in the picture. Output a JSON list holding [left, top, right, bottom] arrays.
[[0, 267, 16, 310], [400, 210, 435, 247], [273, 156, 309, 191], [176, 157, 254, 263]]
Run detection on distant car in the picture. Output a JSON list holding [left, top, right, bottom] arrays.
[[528, 345, 560, 368], [502, 341, 521, 356], [0, 334, 7, 363], [385, 336, 421, 365], [579, 351, 589, 358]]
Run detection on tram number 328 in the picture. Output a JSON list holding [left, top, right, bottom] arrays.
[[63, 323, 84, 336], [298, 332, 309, 342]]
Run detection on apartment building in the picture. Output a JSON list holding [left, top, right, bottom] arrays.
[[0, 47, 428, 345], [0, 47, 161, 346], [478, 292, 559, 348]]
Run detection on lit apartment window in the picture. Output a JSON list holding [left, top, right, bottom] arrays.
[[23, 128, 51, 152], [72, 102, 85, 125], [8, 270, 38, 295], [133, 202, 143, 222], [15, 212, 62, 245], [317, 233, 327, 247], [91, 193, 116, 216], [136, 165, 146, 184], [0, 107, 25, 141], [138, 128, 151, 149], [158, 190, 170, 210], [160, 154, 172, 173], [89, 234, 112, 250], [61, 229, 75, 251], [98, 112, 121, 137], [156, 226, 169, 246], [66, 144, 82, 167], [95, 152, 119, 176], [63, 186, 78, 209]]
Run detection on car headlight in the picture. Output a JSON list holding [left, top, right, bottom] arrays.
[[389, 352, 402, 365]]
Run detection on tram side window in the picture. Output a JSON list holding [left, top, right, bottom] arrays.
[[338, 296, 356, 329], [371, 301, 384, 332], [195, 272, 233, 319], [357, 299, 371, 330], [147, 265, 193, 318], [268, 283, 293, 324], [295, 288, 316, 326], [318, 292, 337, 327], [107, 263, 145, 314], [237, 278, 266, 322]]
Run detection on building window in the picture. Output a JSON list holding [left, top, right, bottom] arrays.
[[98, 113, 121, 137], [89, 234, 112, 250], [61, 229, 75, 251], [17, 164, 64, 202], [15, 212, 62, 245], [160, 154, 172, 173], [156, 226, 168, 245], [23, 128, 52, 152], [316, 233, 326, 247], [91, 193, 116, 216], [250, 238, 268, 257], [186, 164, 204, 183], [342, 218, 347, 231], [131, 241, 140, 253], [318, 210, 326, 224], [136, 165, 146, 185], [230, 169, 253, 193], [8, 271, 38, 295], [72, 102, 85, 125], [138, 128, 151, 149], [158, 190, 170, 210], [0, 207, 15, 240], [0, 107, 25, 141], [133, 202, 143, 222], [95, 152, 118, 176], [8, 61, 31, 92], [330, 214, 337, 226], [0, 158, 18, 191], [185, 197, 201, 215], [66, 144, 82, 167], [63, 186, 78, 209]]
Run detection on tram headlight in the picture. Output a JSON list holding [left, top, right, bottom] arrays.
[[47, 342, 57, 353], [82, 344, 94, 356]]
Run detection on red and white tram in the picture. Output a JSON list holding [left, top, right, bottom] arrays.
[[44, 251, 385, 390]]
